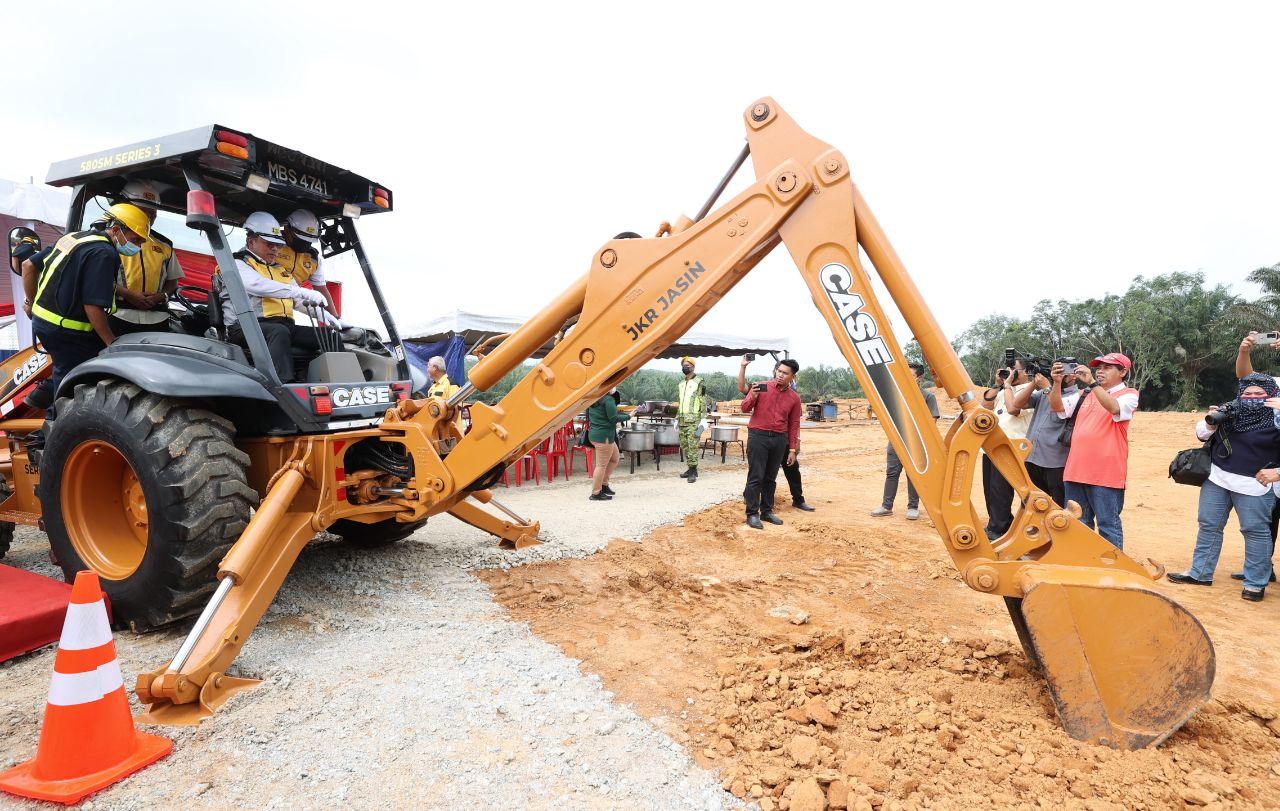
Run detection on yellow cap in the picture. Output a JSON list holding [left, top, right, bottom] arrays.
[[680, 356, 696, 366], [104, 202, 150, 239]]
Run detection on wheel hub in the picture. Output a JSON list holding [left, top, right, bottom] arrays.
[[62, 440, 148, 580]]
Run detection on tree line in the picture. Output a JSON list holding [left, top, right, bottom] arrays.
[[952, 267, 1279, 411]]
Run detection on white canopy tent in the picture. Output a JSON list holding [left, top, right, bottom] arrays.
[[401, 309, 789, 360], [0, 179, 74, 353]]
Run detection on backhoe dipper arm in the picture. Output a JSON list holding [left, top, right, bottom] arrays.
[[402, 98, 1212, 749]]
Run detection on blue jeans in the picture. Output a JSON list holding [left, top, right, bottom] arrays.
[[1188, 479, 1275, 591], [1064, 481, 1126, 550]]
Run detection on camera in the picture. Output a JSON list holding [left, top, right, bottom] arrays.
[[744, 353, 756, 362], [1253, 331, 1280, 347], [1003, 347, 1054, 378], [1205, 402, 1237, 427], [1056, 356, 1079, 376]]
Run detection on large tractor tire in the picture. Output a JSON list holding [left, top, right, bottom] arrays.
[[40, 380, 258, 631], [329, 517, 427, 548]]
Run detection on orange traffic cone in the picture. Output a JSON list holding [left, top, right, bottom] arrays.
[[0, 571, 172, 804]]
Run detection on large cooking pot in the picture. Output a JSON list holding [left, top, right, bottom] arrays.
[[618, 428, 656, 453], [650, 422, 680, 446], [711, 425, 739, 443]]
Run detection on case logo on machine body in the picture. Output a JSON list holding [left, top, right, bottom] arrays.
[[12, 353, 48, 387], [330, 385, 392, 409], [820, 263, 893, 368], [624, 261, 706, 341]]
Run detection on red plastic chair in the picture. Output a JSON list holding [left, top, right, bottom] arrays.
[[569, 426, 595, 478], [517, 438, 550, 486], [542, 423, 573, 481]]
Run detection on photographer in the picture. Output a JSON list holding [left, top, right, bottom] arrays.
[[1168, 374, 1280, 602], [738, 355, 802, 529], [1058, 353, 1138, 550], [1012, 358, 1080, 506], [1227, 331, 1279, 586], [979, 357, 1033, 539]]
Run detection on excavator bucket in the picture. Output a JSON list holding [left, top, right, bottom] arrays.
[[1015, 580, 1215, 749]]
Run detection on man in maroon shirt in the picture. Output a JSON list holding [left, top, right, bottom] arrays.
[[737, 356, 803, 529]]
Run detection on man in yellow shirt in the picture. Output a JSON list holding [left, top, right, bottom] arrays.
[[425, 355, 459, 399], [274, 209, 337, 317], [110, 180, 184, 335]]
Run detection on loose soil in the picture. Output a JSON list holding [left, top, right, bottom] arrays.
[[481, 402, 1280, 810]]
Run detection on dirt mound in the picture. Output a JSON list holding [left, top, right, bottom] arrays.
[[702, 627, 1279, 809], [483, 411, 1280, 810]]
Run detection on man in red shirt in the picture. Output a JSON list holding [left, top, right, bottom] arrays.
[[1054, 352, 1140, 550], [737, 356, 803, 529]]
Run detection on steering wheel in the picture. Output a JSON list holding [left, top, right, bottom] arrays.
[[171, 285, 209, 314]]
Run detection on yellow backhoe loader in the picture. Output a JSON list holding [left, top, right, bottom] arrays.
[[15, 101, 1215, 749]]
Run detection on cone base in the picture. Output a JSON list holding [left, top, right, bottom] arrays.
[[0, 729, 172, 805]]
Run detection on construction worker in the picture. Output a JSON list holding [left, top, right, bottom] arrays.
[[275, 209, 337, 316], [675, 356, 706, 482], [29, 204, 149, 410], [110, 180, 184, 335], [223, 211, 333, 383], [425, 355, 459, 399]]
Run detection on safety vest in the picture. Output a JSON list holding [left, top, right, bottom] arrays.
[[236, 251, 294, 319], [275, 244, 321, 286], [118, 231, 173, 295], [32, 230, 117, 332], [677, 376, 706, 417]]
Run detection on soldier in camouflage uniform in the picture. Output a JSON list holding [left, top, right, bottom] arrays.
[[676, 356, 707, 483]]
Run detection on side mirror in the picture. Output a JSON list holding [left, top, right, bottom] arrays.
[[7, 226, 41, 275]]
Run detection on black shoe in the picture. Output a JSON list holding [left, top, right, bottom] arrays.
[[677, 467, 694, 478], [761, 512, 784, 526], [1242, 588, 1265, 602], [746, 515, 764, 530], [601, 485, 615, 496], [1167, 572, 1213, 586], [589, 492, 612, 501], [1232, 570, 1277, 582], [793, 502, 816, 512], [687, 470, 697, 483]]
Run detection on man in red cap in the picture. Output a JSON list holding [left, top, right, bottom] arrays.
[[1054, 352, 1139, 549]]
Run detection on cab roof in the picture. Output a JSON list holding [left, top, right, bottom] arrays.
[[45, 125, 393, 227]]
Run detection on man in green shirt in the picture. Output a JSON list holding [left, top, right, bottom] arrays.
[[675, 356, 707, 483]]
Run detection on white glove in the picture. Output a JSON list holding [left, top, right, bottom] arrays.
[[294, 287, 325, 306], [320, 310, 347, 329]]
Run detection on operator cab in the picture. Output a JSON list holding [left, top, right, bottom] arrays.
[[43, 126, 420, 435]]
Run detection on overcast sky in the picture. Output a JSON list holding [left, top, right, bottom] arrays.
[[5, 1, 1278, 376]]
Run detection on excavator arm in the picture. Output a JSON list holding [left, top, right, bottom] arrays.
[[139, 98, 1213, 748]]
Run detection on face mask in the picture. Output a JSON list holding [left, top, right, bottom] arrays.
[[1240, 395, 1267, 403], [291, 236, 312, 253], [115, 234, 141, 257], [681, 366, 693, 375]]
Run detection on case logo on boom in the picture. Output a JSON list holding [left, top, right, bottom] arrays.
[[820, 263, 893, 368]]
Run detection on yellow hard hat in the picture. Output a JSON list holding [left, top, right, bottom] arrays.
[[104, 202, 151, 239], [680, 356, 696, 366]]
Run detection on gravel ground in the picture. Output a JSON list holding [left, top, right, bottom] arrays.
[[0, 458, 751, 809]]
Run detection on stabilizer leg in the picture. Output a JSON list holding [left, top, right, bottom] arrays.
[[449, 493, 541, 550]]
